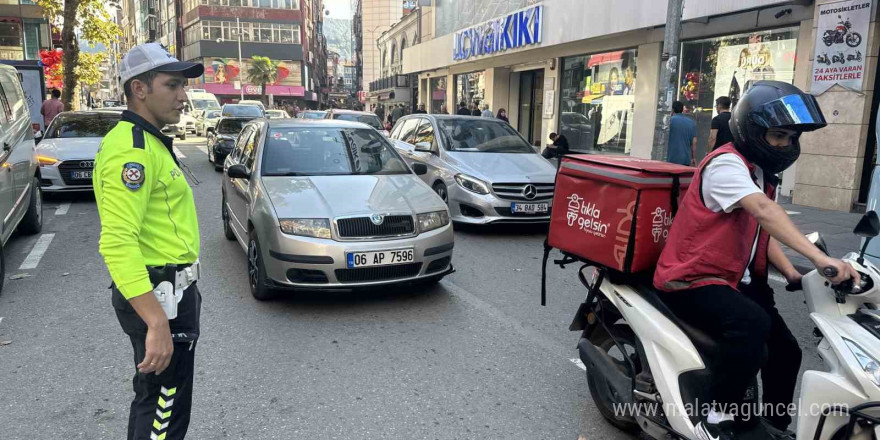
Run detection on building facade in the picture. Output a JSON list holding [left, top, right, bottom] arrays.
[[369, 6, 420, 110], [180, 0, 315, 107], [358, 0, 408, 92], [0, 1, 55, 62], [404, 0, 880, 212]]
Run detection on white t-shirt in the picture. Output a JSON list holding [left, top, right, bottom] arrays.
[[701, 153, 767, 284]]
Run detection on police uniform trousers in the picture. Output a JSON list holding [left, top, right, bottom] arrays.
[[111, 282, 201, 440]]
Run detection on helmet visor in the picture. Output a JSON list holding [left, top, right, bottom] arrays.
[[752, 94, 827, 132]]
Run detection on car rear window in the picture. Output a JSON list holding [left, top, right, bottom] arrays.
[[46, 114, 121, 138], [222, 105, 263, 117], [262, 128, 409, 176], [216, 118, 250, 134], [333, 113, 383, 130]]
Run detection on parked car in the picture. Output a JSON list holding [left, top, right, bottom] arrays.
[[389, 115, 557, 224], [36, 110, 122, 192], [208, 116, 256, 171], [220, 119, 453, 299], [197, 109, 222, 136], [161, 123, 187, 140], [177, 109, 197, 135], [297, 110, 327, 119], [221, 103, 264, 118], [324, 109, 388, 137], [0, 64, 44, 292], [265, 109, 291, 119]]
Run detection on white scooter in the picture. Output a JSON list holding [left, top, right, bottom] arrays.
[[564, 211, 880, 440]]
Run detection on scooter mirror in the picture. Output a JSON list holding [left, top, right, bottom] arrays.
[[807, 232, 830, 256], [854, 211, 880, 238]]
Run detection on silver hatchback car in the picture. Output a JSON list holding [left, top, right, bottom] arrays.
[[221, 119, 454, 299], [390, 115, 557, 224]]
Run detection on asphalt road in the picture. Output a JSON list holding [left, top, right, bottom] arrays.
[[0, 137, 826, 439]]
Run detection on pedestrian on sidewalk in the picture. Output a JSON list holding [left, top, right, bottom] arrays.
[[375, 104, 385, 123], [93, 42, 204, 440], [666, 101, 697, 166], [481, 104, 493, 118], [414, 103, 427, 114], [457, 101, 470, 116], [542, 132, 570, 168], [41, 89, 63, 127], [708, 96, 734, 151], [471, 102, 482, 116], [390, 104, 404, 126], [496, 108, 509, 122]]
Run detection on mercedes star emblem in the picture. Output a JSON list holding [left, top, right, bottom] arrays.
[[522, 184, 538, 200]]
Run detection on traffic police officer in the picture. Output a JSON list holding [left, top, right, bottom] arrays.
[[94, 42, 203, 440]]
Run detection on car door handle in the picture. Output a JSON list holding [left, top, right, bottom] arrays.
[[2, 142, 10, 151]]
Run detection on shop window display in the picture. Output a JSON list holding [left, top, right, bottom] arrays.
[[455, 72, 486, 111], [558, 49, 637, 154], [430, 77, 447, 114], [678, 27, 798, 160]]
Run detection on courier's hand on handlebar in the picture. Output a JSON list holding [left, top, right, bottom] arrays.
[[815, 256, 860, 285]]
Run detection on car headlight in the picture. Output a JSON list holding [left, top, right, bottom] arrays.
[[279, 218, 331, 239], [454, 174, 490, 195], [417, 210, 449, 233], [844, 338, 880, 387], [37, 155, 58, 165]]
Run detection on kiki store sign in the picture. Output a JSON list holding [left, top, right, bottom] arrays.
[[452, 4, 543, 62]]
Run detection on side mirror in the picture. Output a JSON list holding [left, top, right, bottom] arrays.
[[806, 232, 830, 256], [227, 164, 250, 179], [854, 211, 880, 264], [414, 142, 432, 152], [412, 163, 428, 175]]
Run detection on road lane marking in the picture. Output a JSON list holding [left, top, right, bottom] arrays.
[[19, 233, 55, 270], [786, 210, 801, 215], [173, 147, 186, 158], [54, 203, 70, 215], [570, 358, 586, 371]]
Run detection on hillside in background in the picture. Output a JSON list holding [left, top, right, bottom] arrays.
[[324, 18, 352, 61]]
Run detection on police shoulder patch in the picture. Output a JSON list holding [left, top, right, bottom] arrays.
[[121, 162, 145, 191]]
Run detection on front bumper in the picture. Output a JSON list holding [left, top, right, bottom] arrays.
[[261, 224, 455, 289], [447, 184, 552, 224], [39, 162, 94, 192]]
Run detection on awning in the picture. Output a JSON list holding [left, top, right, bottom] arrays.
[[587, 51, 624, 68]]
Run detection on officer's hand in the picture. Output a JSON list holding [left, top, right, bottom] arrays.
[[816, 256, 861, 286], [139, 321, 174, 375]]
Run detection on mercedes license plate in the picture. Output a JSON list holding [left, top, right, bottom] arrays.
[[71, 171, 92, 180], [346, 248, 415, 268], [511, 202, 549, 214]]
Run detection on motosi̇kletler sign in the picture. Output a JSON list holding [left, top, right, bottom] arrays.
[[812, 0, 872, 94]]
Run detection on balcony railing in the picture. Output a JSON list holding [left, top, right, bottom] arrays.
[[369, 75, 409, 92]]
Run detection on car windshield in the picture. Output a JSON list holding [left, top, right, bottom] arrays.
[[301, 111, 326, 119], [223, 105, 263, 117], [262, 128, 410, 176], [216, 119, 249, 135], [436, 119, 535, 153], [266, 110, 288, 118], [191, 99, 219, 110], [46, 114, 121, 138], [205, 110, 221, 119], [333, 113, 383, 130]]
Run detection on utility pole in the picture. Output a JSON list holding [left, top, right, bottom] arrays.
[[651, 0, 684, 161], [236, 17, 244, 101]]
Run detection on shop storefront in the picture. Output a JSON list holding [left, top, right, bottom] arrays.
[[558, 49, 638, 154], [190, 56, 307, 105], [677, 27, 799, 160], [429, 77, 446, 113], [454, 71, 486, 111]]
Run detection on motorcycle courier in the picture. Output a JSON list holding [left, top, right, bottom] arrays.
[[541, 81, 880, 440]]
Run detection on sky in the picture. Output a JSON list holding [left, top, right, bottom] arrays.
[[323, 0, 353, 19]]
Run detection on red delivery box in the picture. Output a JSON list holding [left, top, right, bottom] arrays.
[[548, 155, 694, 274]]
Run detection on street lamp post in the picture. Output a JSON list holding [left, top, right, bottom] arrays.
[[217, 18, 245, 101]]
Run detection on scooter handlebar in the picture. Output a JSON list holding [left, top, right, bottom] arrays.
[[823, 267, 839, 279]]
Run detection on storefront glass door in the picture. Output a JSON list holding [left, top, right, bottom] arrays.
[[518, 69, 544, 146]]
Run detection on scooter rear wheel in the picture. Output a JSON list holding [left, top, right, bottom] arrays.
[[587, 324, 643, 433]]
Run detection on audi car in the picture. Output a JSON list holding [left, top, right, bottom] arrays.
[[35, 110, 122, 192], [220, 118, 454, 300], [389, 115, 557, 224]]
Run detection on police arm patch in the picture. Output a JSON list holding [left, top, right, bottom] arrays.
[[121, 162, 145, 191]]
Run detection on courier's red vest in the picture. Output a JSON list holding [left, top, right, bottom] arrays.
[[653, 143, 776, 292]]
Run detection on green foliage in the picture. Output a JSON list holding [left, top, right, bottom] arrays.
[[246, 56, 279, 88], [36, 0, 120, 46]]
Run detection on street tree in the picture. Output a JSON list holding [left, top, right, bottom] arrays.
[[246, 56, 279, 106], [36, 0, 120, 110]]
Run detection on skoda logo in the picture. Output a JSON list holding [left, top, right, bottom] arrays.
[[80, 160, 95, 168], [522, 184, 538, 200], [370, 214, 385, 225]]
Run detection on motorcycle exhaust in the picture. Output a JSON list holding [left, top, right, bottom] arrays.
[[578, 338, 634, 404]]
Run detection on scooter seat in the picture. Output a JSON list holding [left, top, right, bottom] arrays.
[[628, 281, 721, 360]]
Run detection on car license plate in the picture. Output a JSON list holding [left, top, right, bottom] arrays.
[[346, 248, 415, 268], [511, 202, 549, 214], [71, 171, 92, 180]]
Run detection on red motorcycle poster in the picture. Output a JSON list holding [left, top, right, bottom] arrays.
[[812, 0, 872, 94]]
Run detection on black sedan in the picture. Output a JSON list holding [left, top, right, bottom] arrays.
[[207, 117, 256, 170]]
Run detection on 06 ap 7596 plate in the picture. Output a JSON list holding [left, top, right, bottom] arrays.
[[346, 248, 415, 268]]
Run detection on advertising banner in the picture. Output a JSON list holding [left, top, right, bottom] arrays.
[[203, 57, 302, 89], [712, 35, 797, 109], [811, 0, 872, 94]]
